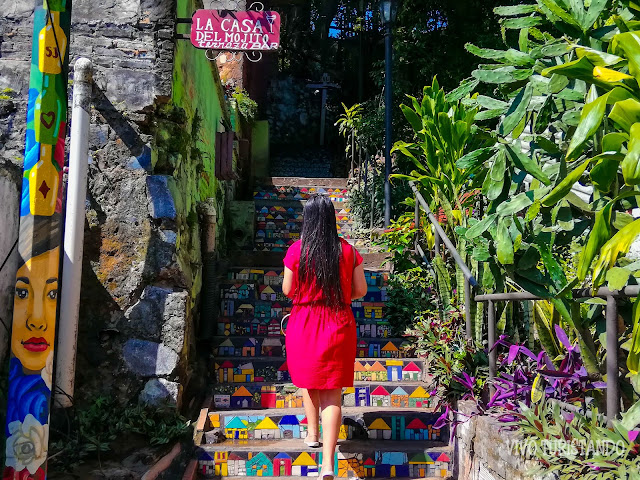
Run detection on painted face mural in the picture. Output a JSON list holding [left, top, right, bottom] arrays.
[[4, 1, 70, 478], [11, 246, 59, 372]]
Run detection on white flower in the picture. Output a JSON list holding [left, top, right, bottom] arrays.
[[41, 352, 53, 390], [6, 414, 49, 474]]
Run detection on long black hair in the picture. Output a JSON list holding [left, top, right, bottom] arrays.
[[298, 194, 343, 308]]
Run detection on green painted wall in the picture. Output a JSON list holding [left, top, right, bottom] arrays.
[[153, 0, 232, 302]]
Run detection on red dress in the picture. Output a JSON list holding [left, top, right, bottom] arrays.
[[283, 238, 363, 389]]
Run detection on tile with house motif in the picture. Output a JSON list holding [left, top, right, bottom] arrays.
[[363, 412, 446, 442], [211, 383, 434, 411], [197, 449, 450, 478], [206, 411, 444, 443]]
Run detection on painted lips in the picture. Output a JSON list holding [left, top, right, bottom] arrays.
[[22, 337, 49, 352]]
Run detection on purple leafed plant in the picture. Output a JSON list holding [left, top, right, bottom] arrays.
[[453, 326, 605, 419]]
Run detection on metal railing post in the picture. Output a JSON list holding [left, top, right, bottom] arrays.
[[606, 295, 620, 424], [488, 300, 496, 394], [55, 58, 93, 408], [414, 195, 420, 252], [370, 161, 376, 232], [464, 277, 472, 340]]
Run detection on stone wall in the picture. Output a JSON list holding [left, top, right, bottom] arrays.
[[455, 401, 551, 480], [0, 0, 232, 408], [0, 159, 20, 364]]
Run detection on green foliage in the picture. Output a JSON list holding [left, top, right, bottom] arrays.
[[385, 266, 437, 336], [231, 88, 258, 123], [511, 400, 640, 479], [408, 305, 488, 400], [48, 396, 191, 471], [391, 77, 488, 234]]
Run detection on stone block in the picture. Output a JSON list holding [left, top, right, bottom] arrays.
[[146, 175, 177, 220], [139, 378, 180, 406], [124, 285, 172, 338], [104, 67, 156, 110], [122, 339, 179, 376], [73, 0, 140, 26], [0, 60, 31, 96], [140, 0, 174, 24], [127, 144, 152, 170], [0, 0, 33, 20]]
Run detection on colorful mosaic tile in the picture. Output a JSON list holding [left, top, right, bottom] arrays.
[[197, 449, 451, 478], [213, 358, 425, 384], [211, 384, 435, 410], [205, 411, 444, 442]]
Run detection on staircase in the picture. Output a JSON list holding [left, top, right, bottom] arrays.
[[191, 179, 453, 479]]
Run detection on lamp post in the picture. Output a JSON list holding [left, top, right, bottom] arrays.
[[380, 0, 397, 227]]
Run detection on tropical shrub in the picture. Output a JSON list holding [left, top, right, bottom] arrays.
[[510, 400, 640, 479]]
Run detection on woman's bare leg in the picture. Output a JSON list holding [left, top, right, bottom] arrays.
[[319, 388, 343, 476], [302, 388, 320, 442]]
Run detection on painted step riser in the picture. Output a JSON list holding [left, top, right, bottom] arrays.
[[214, 358, 426, 385], [211, 384, 434, 411], [197, 449, 451, 479], [225, 268, 388, 285], [206, 411, 446, 444], [214, 337, 416, 358], [254, 186, 348, 200]]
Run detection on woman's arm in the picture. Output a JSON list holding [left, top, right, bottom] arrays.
[[351, 263, 367, 300], [282, 266, 295, 298]]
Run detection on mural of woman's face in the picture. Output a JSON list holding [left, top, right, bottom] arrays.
[[11, 246, 59, 372]]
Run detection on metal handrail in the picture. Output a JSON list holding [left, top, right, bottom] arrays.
[[410, 180, 630, 423], [410, 182, 478, 287]]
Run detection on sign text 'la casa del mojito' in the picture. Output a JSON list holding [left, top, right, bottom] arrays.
[[190, 10, 281, 51]]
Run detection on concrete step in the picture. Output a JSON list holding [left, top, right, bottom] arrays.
[[195, 439, 452, 479]]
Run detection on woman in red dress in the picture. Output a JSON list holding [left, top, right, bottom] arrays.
[[282, 194, 367, 480]]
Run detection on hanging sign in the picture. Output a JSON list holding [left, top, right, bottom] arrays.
[[190, 10, 281, 51]]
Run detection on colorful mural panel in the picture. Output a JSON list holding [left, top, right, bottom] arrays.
[[3, 1, 71, 479]]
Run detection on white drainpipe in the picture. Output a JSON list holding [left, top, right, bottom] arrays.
[[55, 58, 92, 408]]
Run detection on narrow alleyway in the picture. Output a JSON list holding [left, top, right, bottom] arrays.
[[192, 178, 453, 478]]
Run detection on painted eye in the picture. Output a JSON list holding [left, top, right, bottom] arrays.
[[47, 289, 58, 300], [15, 288, 28, 300]]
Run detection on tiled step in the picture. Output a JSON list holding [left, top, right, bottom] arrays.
[[223, 252, 391, 269], [196, 439, 452, 478], [254, 188, 349, 202], [204, 408, 446, 443], [259, 177, 348, 189], [209, 383, 436, 411], [212, 336, 417, 358], [213, 358, 428, 385]]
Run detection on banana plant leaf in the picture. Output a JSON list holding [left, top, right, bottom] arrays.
[[541, 157, 591, 206], [504, 144, 551, 184], [500, 83, 533, 136], [592, 217, 640, 288], [496, 217, 515, 265], [628, 298, 640, 376], [611, 31, 640, 82], [622, 122, 640, 185], [609, 97, 640, 132]]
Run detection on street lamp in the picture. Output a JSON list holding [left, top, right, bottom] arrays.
[[380, 0, 397, 227]]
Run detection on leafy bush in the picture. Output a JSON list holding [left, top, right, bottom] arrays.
[[48, 396, 191, 471], [231, 88, 258, 124], [510, 400, 640, 479]]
